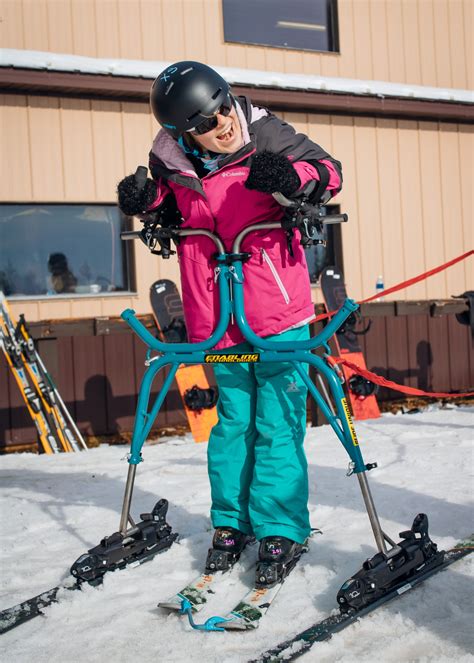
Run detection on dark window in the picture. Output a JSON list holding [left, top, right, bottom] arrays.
[[305, 205, 343, 283], [222, 0, 339, 53], [0, 204, 134, 298]]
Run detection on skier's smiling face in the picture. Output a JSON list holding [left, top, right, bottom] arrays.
[[190, 105, 243, 155]]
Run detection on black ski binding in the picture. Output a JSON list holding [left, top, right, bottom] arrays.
[[255, 537, 308, 589], [337, 311, 371, 337], [205, 527, 254, 572], [183, 384, 218, 412], [337, 513, 444, 612], [70, 499, 177, 585], [348, 374, 379, 398], [161, 316, 188, 343]]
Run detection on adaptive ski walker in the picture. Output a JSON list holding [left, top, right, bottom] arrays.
[[116, 184, 447, 629]]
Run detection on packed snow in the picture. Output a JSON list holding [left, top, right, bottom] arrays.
[[1, 406, 473, 663]]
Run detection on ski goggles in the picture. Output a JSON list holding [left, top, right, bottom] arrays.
[[188, 95, 234, 136]]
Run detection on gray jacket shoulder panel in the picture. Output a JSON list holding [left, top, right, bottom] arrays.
[[249, 111, 342, 178]]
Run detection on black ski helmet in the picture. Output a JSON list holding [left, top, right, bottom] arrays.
[[150, 61, 230, 139]]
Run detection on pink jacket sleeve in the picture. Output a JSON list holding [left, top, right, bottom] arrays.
[[146, 179, 172, 211], [292, 159, 342, 195]]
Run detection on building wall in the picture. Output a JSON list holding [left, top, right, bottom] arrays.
[[1, 0, 472, 89], [1, 1, 472, 448], [0, 93, 472, 324]]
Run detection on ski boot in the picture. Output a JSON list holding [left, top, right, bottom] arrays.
[[255, 536, 308, 588], [205, 527, 254, 573]]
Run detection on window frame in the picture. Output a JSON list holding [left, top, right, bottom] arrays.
[[222, 0, 340, 54], [0, 202, 137, 301]]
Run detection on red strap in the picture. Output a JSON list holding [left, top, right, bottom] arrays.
[[315, 250, 473, 322], [332, 356, 474, 399], [360, 250, 473, 303]]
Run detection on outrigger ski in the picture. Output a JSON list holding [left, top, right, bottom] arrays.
[[0, 499, 177, 635], [253, 533, 474, 662]]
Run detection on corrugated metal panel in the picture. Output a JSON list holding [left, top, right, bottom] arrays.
[[1, 0, 471, 89], [0, 94, 33, 201], [47, 0, 74, 54], [464, 0, 473, 90], [459, 125, 473, 288], [397, 120, 427, 300], [418, 121, 448, 299], [60, 98, 96, 201], [28, 96, 65, 200]]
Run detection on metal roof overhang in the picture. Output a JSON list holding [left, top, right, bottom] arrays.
[[1, 67, 473, 123]]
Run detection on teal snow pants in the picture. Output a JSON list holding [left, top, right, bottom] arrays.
[[208, 325, 310, 544]]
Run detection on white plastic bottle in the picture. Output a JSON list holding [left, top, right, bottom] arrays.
[[375, 275, 384, 301]]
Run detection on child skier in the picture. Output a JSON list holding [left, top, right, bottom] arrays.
[[118, 61, 342, 586]]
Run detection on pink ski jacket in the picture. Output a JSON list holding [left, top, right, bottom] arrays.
[[148, 96, 342, 349]]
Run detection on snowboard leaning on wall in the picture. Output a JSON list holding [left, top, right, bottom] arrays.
[[320, 267, 380, 420], [150, 279, 218, 442]]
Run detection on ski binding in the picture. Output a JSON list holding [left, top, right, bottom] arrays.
[[1, 499, 177, 634], [337, 513, 442, 612]]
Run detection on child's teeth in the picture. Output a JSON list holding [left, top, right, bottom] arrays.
[[219, 127, 233, 139]]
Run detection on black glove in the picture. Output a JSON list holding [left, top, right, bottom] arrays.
[[245, 151, 301, 197], [118, 167, 182, 228], [117, 171, 158, 216], [151, 194, 183, 228]]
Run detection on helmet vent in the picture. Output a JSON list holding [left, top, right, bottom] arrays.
[[164, 82, 174, 96], [211, 88, 222, 100], [180, 67, 193, 75]]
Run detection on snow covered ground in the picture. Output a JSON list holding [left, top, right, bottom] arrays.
[[1, 406, 473, 663]]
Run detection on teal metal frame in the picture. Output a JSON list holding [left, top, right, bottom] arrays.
[[119, 224, 395, 555]]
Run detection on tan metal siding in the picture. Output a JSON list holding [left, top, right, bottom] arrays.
[[0, 95, 33, 201], [419, 121, 447, 299], [401, 0, 422, 84], [397, 120, 427, 299], [459, 124, 473, 288], [47, 0, 74, 54], [465, 0, 473, 90], [1, 0, 471, 89], [60, 99, 96, 202], [0, 95, 471, 322], [331, 115, 362, 296], [29, 96, 65, 200]]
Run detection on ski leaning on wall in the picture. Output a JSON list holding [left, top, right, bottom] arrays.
[[150, 279, 218, 443], [320, 267, 380, 420], [0, 291, 87, 453]]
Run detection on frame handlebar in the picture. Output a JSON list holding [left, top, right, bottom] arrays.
[[121, 214, 347, 254]]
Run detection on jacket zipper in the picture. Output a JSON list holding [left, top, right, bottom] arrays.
[[260, 248, 290, 305]]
